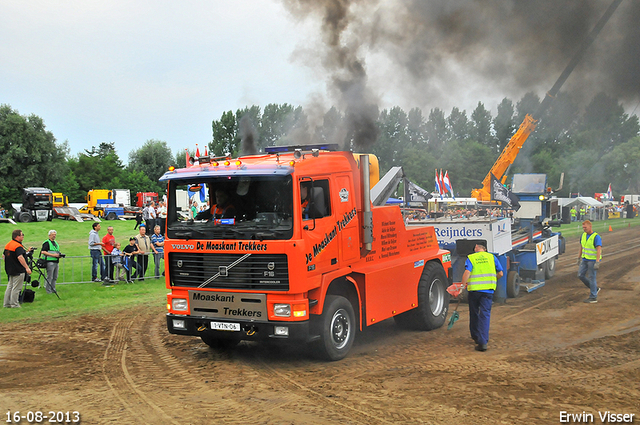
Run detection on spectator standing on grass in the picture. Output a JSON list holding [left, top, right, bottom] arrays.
[[144, 202, 156, 231], [3, 229, 32, 308], [157, 201, 167, 234], [150, 225, 165, 279], [102, 226, 116, 282], [41, 230, 63, 294], [123, 237, 139, 283], [134, 211, 143, 229], [578, 220, 602, 304], [88, 223, 107, 284], [111, 243, 125, 282], [133, 224, 155, 281]]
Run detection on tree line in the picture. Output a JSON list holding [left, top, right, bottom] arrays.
[[1, 91, 638, 208], [211, 92, 640, 198]]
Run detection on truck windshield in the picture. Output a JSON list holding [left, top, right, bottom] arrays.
[[25, 193, 52, 208], [166, 175, 293, 240]]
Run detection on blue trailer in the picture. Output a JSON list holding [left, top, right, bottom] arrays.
[[409, 173, 565, 301]]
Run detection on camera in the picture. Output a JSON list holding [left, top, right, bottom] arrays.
[[59, 253, 66, 258]]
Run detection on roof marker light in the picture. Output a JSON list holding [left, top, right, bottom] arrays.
[[235, 160, 242, 166], [224, 160, 230, 166]]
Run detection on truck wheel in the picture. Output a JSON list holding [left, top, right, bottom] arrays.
[[544, 257, 556, 279], [200, 334, 239, 349], [318, 295, 355, 361], [106, 212, 117, 220], [507, 271, 520, 298], [18, 212, 32, 223], [394, 262, 449, 331]]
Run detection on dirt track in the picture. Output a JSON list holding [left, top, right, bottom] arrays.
[[2, 225, 640, 424]]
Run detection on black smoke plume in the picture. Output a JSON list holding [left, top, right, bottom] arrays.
[[283, 0, 639, 128]]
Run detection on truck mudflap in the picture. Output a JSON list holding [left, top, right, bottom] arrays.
[[166, 314, 318, 343]]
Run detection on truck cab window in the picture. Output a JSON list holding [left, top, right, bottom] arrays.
[[301, 179, 331, 220]]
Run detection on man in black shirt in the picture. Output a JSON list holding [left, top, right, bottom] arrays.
[[3, 229, 32, 308], [122, 238, 139, 283]]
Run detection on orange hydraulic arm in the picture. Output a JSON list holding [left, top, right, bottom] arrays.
[[471, 114, 537, 202]]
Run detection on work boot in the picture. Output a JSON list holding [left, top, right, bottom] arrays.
[[475, 344, 487, 352]]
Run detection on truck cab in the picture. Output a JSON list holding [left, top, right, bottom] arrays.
[[162, 145, 452, 360], [14, 187, 54, 222]]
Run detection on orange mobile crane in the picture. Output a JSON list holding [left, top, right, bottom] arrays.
[[161, 145, 452, 361], [471, 0, 624, 202]]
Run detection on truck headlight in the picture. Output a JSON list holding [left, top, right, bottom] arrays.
[[274, 304, 291, 317], [172, 298, 188, 311]]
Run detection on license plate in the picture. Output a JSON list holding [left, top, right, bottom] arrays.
[[211, 321, 240, 331]]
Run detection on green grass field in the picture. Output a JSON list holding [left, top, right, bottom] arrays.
[[0, 218, 168, 324]]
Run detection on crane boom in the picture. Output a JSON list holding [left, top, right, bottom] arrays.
[[471, 0, 624, 202]]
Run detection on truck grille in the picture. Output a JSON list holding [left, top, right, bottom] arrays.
[[169, 253, 289, 291]]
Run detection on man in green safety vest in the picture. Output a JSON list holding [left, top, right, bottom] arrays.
[[578, 220, 602, 303], [570, 207, 577, 222], [461, 241, 504, 352], [41, 229, 64, 294]]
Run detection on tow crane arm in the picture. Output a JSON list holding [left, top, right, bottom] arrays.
[[470, 0, 624, 202]]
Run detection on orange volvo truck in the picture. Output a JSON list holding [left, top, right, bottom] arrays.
[[162, 144, 452, 360]]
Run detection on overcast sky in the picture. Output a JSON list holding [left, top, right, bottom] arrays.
[[1, 1, 325, 160], [2, 1, 638, 162]]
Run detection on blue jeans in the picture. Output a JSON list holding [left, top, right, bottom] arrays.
[[153, 252, 163, 278], [90, 250, 105, 280], [578, 259, 598, 298], [468, 291, 493, 346]]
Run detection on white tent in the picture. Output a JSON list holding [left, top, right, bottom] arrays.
[[561, 197, 604, 209]]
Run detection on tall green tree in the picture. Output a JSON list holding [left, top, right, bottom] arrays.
[[425, 108, 447, 152], [211, 110, 238, 156], [0, 105, 67, 205], [127, 139, 174, 192], [69, 142, 125, 195], [471, 102, 494, 150], [447, 107, 470, 142], [493, 98, 516, 153]]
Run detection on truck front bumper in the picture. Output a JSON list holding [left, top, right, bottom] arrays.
[[166, 314, 317, 343]]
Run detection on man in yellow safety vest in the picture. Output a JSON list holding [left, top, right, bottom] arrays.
[[461, 241, 504, 352], [578, 220, 602, 303]]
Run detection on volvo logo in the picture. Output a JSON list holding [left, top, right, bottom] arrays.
[[267, 262, 275, 271], [219, 266, 228, 276], [177, 260, 183, 268]]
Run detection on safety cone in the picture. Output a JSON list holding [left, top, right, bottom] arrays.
[[609, 225, 613, 232]]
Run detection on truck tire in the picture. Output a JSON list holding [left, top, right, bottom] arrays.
[[18, 212, 32, 223], [106, 212, 117, 220], [394, 262, 449, 331], [507, 270, 520, 298], [318, 295, 355, 361], [200, 334, 240, 349], [544, 257, 556, 279]]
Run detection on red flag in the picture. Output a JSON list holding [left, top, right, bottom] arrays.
[[435, 170, 442, 197], [185, 149, 191, 167], [195, 144, 200, 158], [439, 170, 447, 194]]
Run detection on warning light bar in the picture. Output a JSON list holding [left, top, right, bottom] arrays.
[[265, 144, 340, 154]]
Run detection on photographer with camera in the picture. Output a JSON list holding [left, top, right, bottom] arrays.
[[3, 229, 33, 308], [41, 229, 64, 294]]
